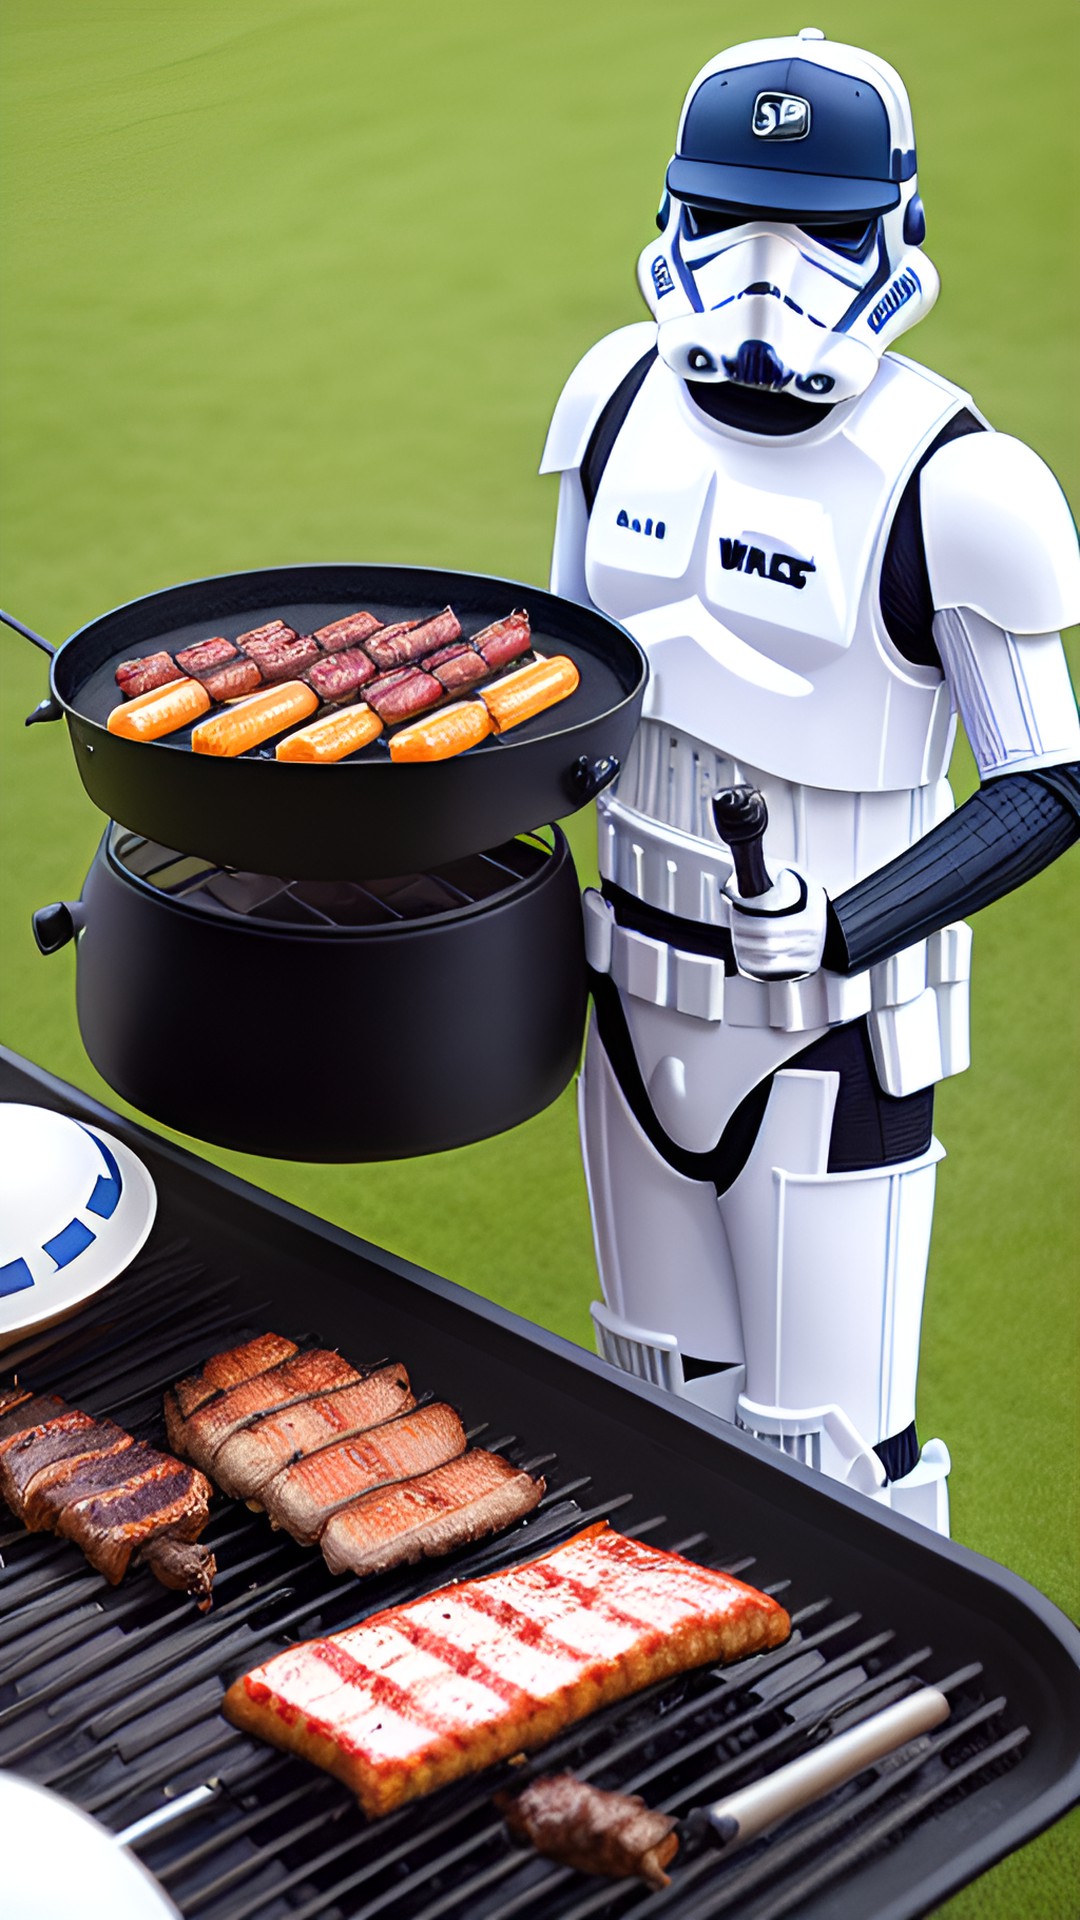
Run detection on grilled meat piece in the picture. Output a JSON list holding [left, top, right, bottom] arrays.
[[166, 1349, 362, 1467], [1, 1410, 134, 1527], [499, 1775, 679, 1889], [224, 1522, 791, 1817], [313, 611, 384, 653], [0, 1390, 215, 1601], [306, 646, 378, 705], [29, 1438, 167, 1532], [365, 667, 444, 725], [115, 651, 185, 698], [57, 1457, 213, 1585], [139, 1535, 217, 1609], [365, 608, 461, 672], [212, 1364, 415, 1503], [242, 628, 321, 682], [473, 610, 532, 669], [0, 1394, 68, 1441], [174, 1332, 300, 1418], [234, 619, 300, 658], [320, 1448, 544, 1579], [201, 659, 263, 702], [424, 645, 490, 694], [0, 1385, 34, 1419], [262, 1400, 466, 1546], [175, 637, 239, 678]]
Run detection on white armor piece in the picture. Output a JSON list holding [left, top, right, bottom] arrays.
[[542, 38, 1080, 1533]]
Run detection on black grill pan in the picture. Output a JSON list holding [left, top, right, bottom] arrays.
[[8, 565, 646, 877], [1, 1045, 1078, 1920]]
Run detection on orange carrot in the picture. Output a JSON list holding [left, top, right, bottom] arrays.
[[276, 704, 384, 762], [480, 655, 580, 733], [388, 701, 493, 762], [107, 678, 211, 741], [191, 681, 318, 757]]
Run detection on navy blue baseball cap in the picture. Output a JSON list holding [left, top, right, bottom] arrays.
[[667, 56, 915, 221]]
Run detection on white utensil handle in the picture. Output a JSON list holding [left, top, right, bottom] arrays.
[[706, 1685, 951, 1847]]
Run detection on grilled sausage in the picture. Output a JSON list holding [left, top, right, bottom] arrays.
[[388, 700, 493, 762], [191, 680, 318, 756], [480, 655, 580, 732], [276, 704, 384, 762], [107, 678, 212, 741]]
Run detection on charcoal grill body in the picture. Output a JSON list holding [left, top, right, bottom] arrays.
[[0, 1046, 1077, 1920], [39, 825, 587, 1159]]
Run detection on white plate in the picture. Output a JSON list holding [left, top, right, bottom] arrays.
[[0, 1772, 181, 1919], [0, 1104, 157, 1350]]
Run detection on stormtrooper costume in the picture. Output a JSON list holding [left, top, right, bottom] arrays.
[[541, 29, 1080, 1531]]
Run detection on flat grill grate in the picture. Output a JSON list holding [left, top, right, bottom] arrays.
[[0, 1240, 1027, 1920], [108, 828, 554, 930]]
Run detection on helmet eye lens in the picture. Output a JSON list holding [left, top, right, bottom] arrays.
[[798, 217, 877, 257], [683, 203, 746, 239]]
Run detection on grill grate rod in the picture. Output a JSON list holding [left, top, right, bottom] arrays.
[[645, 1650, 945, 1813], [0, 1243, 211, 1376], [152, 1771, 337, 1889], [657, 1702, 1027, 1920]]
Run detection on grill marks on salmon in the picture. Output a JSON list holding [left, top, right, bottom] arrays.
[[262, 1402, 467, 1546], [173, 1333, 300, 1418], [223, 1523, 792, 1817], [212, 1366, 416, 1502], [319, 1449, 545, 1578], [166, 1349, 361, 1466], [0, 1393, 216, 1602]]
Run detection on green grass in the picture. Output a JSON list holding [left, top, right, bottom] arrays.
[[1, 5, 1077, 1912]]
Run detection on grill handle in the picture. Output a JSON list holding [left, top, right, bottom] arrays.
[[0, 606, 56, 657], [713, 784, 771, 897], [569, 753, 620, 802], [692, 1685, 951, 1852], [0, 607, 65, 723], [33, 901, 87, 955]]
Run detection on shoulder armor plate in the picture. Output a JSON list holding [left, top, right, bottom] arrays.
[[540, 324, 658, 475], [921, 433, 1080, 633]]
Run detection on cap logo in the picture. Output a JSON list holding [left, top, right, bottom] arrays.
[[752, 92, 811, 140]]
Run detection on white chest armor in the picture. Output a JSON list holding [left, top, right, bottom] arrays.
[[584, 352, 967, 795]]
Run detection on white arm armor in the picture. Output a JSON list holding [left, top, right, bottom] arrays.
[[541, 323, 657, 607], [921, 432, 1080, 777]]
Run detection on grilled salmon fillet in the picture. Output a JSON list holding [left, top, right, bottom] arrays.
[[212, 1365, 415, 1502], [223, 1521, 791, 1816], [166, 1349, 361, 1467], [262, 1401, 466, 1545], [173, 1333, 300, 1417], [319, 1449, 544, 1578]]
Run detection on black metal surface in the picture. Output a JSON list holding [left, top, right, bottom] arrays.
[[13, 565, 647, 877], [38, 824, 587, 1159], [2, 1046, 1079, 1920]]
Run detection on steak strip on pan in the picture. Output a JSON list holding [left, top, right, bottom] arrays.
[[319, 1447, 544, 1578], [261, 1400, 467, 1545], [212, 1364, 416, 1503]]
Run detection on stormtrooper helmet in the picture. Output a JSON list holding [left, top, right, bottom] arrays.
[[638, 28, 938, 404]]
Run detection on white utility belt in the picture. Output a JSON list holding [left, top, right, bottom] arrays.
[[583, 886, 973, 1098]]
